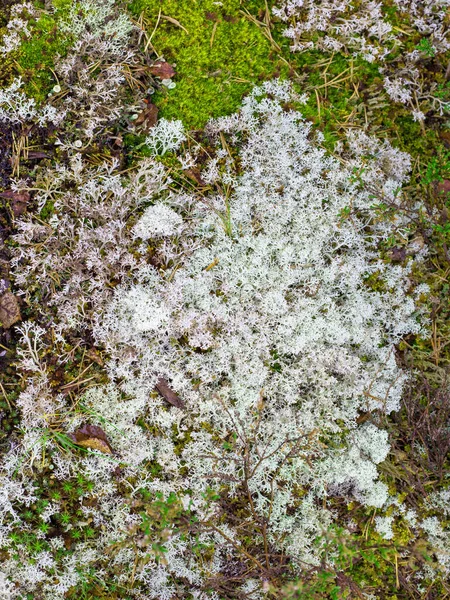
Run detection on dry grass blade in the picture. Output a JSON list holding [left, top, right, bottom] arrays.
[[161, 14, 189, 35]]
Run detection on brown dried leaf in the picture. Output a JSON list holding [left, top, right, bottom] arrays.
[[148, 61, 176, 79], [135, 102, 159, 130], [184, 168, 207, 187], [0, 190, 29, 202], [112, 135, 123, 148], [435, 179, 450, 197], [68, 424, 113, 454], [0, 190, 30, 217], [439, 131, 450, 148], [0, 291, 21, 328], [27, 151, 51, 160], [155, 377, 185, 409], [406, 235, 425, 256], [85, 348, 104, 366], [389, 247, 407, 263], [11, 201, 28, 217]]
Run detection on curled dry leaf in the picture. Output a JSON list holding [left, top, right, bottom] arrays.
[[0, 190, 30, 217], [85, 348, 105, 366], [135, 101, 159, 130], [406, 235, 425, 256], [0, 190, 30, 201], [26, 151, 51, 160], [184, 168, 208, 187], [434, 179, 450, 198], [155, 377, 185, 409], [148, 60, 176, 79], [223, 14, 238, 23], [68, 424, 113, 454], [0, 291, 21, 328], [389, 246, 407, 263]]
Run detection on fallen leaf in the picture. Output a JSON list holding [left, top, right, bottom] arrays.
[[184, 168, 207, 186], [0, 190, 29, 202], [434, 179, 450, 197], [406, 235, 425, 255], [112, 135, 123, 148], [135, 102, 159, 130], [155, 377, 185, 409], [439, 131, 450, 148], [389, 247, 407, 262], [26, 151, 51, 159], [11, 200, 28, 217], [85, 348, 104, 366], [68, 424, 113, 454], [0, 190, 30, 217], [0, 291, 21, 328], [356, 412, 371, 424], [148, 61, 176, 79]]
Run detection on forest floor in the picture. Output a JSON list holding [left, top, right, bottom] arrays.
[[0, 0, 450, 598]]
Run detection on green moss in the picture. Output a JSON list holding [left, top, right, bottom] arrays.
[[9, 1, 74, 103], [127, 0, 290, 128], [364, 271, 388, 293], [0, 51, 15, 88]]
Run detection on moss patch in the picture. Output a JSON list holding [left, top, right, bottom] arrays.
[[11, 1, 73, 103], [128, 0, 290, 128]]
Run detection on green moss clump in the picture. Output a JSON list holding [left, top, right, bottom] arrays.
[[128, 0, 290, 128], [17, 12, 72, 103], [3, 0, 74, 103]]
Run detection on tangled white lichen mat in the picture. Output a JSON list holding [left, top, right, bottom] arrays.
[[0, 0, 446, 591], [88, 82, 426, 593], [2, 77, 430, 597]]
